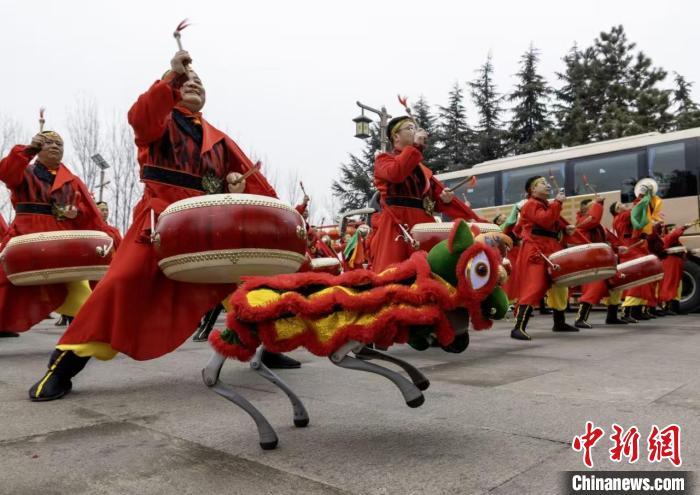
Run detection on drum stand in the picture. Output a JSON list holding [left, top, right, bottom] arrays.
[[202, 341, 429, 450]]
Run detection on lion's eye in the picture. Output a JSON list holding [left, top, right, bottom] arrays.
[[466, 251, 491, 289]]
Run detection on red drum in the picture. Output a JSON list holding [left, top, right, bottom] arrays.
[[608, 254, 664, 291], [154, 194, 307, 283], [548, 243, 617, 287], [310, 257, 342, 275], [0, 230, 113, 286], [411, 222, 501, 252], [665, 246, 687, 255]]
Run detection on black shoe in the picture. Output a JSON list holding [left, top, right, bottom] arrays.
[[193, 304, 224, 342], [644, 306, 657, 319], [575, 303, 593, 328], [28, 350, 90, 402], [649, 307, 666, 317], [621, 307, 638, 323], [631, 306, 649, 321], [260, 350, 301, 369], [605, 305, 628, 324], [661, 303, 678, 316], [0, 331, 20, 338], [511, 304, 533, 341], [552, 310, 579, 332]]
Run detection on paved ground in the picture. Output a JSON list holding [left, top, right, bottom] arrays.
[[1, 310, 698, 494]]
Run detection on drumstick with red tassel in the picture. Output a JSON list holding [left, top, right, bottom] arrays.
[[173, 19, 193, 81], [449, 174, 478, 193]]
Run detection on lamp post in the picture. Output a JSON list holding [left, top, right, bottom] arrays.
[[353, 101, 391, 153], [91, 153, 111, 203]]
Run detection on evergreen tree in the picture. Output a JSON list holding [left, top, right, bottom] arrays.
[[331, 124, 380, 211], [436, 82, 475, 170], [672, 73, 700, 130], [411, 96, 446, 171], [470, 54, 507, 162], [553, 44, 597, 146], [508, 44, 553, 154], [627, 51, 673, 134]]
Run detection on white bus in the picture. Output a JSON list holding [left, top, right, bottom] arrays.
[[437, 128, 700, 312]]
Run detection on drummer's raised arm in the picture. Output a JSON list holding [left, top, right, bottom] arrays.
[[127, 71, 187, 147], [0, 144, 35, 188]]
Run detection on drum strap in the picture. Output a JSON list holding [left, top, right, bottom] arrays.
[[143, 165, 205, 192], [531, 227, 559, 239], [16, 202, 53, 216]]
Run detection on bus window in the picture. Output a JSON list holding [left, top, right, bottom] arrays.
[[572, 151, 640, 203], [502, 163, 565, 204], [647, 142, 698, 198], [445, 174, 496, 209]]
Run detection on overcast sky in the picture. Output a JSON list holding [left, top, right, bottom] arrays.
[[2, 0, 698, 218]]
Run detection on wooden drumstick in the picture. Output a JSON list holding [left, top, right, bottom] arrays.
[[229, 161, 262, 186], [548, 169, 561, 192], [538, 250, 560, 272], [300, 181, 308, 198], [448, 175, 477, 193], [39, 107, 45, 133]]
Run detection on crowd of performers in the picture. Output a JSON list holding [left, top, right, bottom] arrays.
[[0, 46, 692, 404]]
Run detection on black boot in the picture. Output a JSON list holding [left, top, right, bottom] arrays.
[[539, 299, 552, 315], [643, 306, 656, 319], [631, 305, 649, 321], [28, 350, 90, 401], [510, 305, 533, 341], [662, 302, 677, 316], [649, 306, 666, 317], [575, 303, 593, 329], [605, 305, 628, 324], [621, 306, 638, 324], [260, 350, 301, 369], [193, 303, 224, 342], [0, 331, 20, 337], [552, 309, 578, 332]]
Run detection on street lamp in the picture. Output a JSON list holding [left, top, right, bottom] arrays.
[[91, 153, 111, 203], [353, 101, 392, 152], [352, 110, 372, 139]]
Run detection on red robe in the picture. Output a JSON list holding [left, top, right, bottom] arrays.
[[57, 72, 277, 360], [0, 215, 7, 237], [0, 147, 113, 331], [513, 197, 567, 306], [658, 227, 686, 302], [369, 145, 485, 272]]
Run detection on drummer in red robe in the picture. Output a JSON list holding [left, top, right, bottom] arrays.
[[612, 197, 659, 322], [573, 197, 628, 328], [369, 116, 486, 272], [95, 201, 122, 251], [658, 223, 692, 314], [511, 176, 578, 340], [0, 130, 115, 338], [29, 50, 299, 401]]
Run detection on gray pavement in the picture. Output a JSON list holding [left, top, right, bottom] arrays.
[[1, 311, 698, 494]]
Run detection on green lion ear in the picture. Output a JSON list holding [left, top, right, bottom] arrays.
[[428, 220, 474, 286], [447, 219, 473, 254]]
